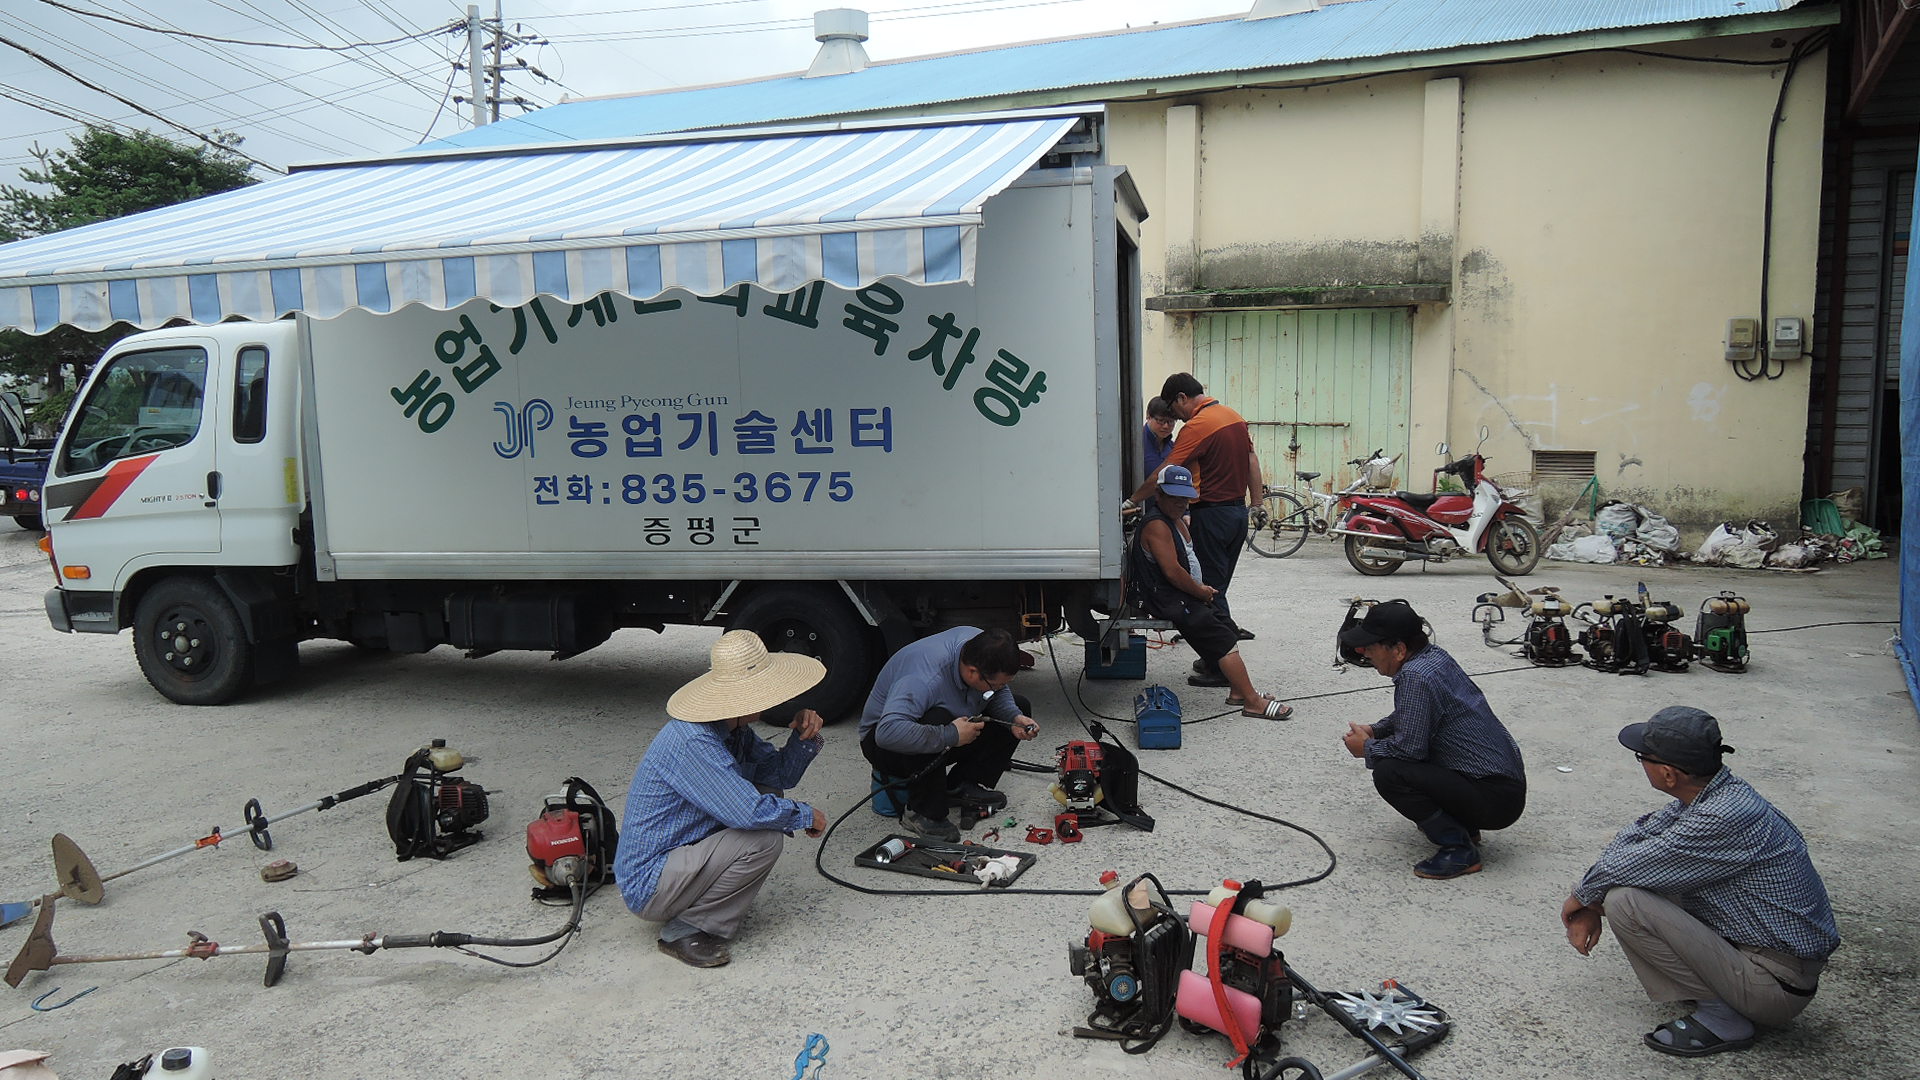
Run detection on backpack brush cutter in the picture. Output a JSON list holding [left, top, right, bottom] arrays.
[[1051, 723, 1154, 831], [2, 740, 485, 930], [526, 777, 620, 901], [1472, 576, 1576, 666]]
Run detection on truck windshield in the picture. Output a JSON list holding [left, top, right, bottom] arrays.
[[58, 347, 209, 476]]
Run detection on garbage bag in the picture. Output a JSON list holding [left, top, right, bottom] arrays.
[[1549, 532, 1618, 564], [1767, 542, 1815, 568], [1633, 507, 1680, 554], [1594, 501, 1642, 539]]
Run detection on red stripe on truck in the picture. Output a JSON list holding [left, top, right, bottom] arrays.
[[67, 455, 159, 520]]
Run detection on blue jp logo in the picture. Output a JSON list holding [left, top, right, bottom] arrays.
[[493, 399, 553, 459]]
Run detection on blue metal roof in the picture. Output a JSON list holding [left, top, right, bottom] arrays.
[[424, 0, 1817, 151]]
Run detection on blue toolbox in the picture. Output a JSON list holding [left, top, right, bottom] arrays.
[[1133, 684, 1181, 750], [1085, 633, 1147, 680]]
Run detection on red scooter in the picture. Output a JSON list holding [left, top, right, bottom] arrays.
[[1332, 437, 1541, 576]]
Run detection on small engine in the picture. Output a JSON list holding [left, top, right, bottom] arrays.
[[1473, 577, 1575, 667], [1639, 585, 1693, 672], [1576, 593, 1650, 675], [1053, 741, 1104, 809], [526, 777, 620, 900], [386, 739, 489, 861], [1694, 592, 1751, 673], [1068, 873, 1193, 1048]]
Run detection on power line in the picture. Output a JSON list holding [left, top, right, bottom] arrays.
[[0, 33, 282, 172], [35, 0, 459, 50], [0, 7, 356, 160]]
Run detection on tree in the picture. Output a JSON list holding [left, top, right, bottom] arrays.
[[0, 128, 258, 428]]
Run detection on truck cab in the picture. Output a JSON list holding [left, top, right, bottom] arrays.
[[44, 323, 305, 699]]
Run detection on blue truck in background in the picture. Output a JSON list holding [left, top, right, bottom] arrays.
[[1, 391, 49, 531]]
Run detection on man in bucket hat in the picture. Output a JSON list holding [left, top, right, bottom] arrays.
[[616, 630, 830, 968], [1561, 706, 1838, 1057], [1339, 600, 1526, 878]]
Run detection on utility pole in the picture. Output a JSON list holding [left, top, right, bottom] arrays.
[[490, 0, 505, 124], [465, 4, 486, 127]]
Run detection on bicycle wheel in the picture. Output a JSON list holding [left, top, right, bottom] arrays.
[[1248, 491, 1309, 558]]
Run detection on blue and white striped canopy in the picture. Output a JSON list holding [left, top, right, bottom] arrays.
[[0, 112, 1083, 335]]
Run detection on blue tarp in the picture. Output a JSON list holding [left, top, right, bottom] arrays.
[[1899, 141, 1920, 717]]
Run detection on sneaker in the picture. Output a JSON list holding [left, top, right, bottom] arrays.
[[947, 782, 1008, 810], [902, 811, 960, 843]]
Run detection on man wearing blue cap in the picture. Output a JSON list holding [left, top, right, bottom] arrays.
[[1130, 463, 1290, 720], [1561, 706, 1838, 1057]]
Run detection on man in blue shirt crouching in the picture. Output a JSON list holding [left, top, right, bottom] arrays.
[[616, 630, 830, 969]]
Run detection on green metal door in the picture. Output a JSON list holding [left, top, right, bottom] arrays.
[[1192, 308, 1412, 496]]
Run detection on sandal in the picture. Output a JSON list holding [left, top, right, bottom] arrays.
[[1241, 698, 1294, 721], [1642, 1016, 1754, 1058], [1226, 695, 1245, 707]]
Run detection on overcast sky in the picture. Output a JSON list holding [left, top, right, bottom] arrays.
[[0, 0, 1251, 193]]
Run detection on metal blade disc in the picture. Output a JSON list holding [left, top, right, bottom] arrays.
[[51, 833, 104, 905]]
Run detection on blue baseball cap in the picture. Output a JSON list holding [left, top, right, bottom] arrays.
[[1156, 464, 1198, 498]]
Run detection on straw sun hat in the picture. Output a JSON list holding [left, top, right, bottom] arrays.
[[667, 630, 826, 722]]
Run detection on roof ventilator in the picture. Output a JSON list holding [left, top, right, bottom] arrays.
[[806, 9, 871, 78]]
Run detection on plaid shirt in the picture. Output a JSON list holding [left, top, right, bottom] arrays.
[[1575, 768, 1840, 960], [1365, 645, 1524, 781], [614, 719, 820, 914]]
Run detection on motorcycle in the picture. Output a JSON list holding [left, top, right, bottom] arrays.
[[1331, 431, 1541, 576]]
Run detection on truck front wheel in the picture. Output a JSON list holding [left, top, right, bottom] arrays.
[[133, 578, 255, 705], [727, 586, 875, 723]]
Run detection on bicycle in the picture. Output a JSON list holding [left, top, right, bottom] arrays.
[[1247, 450, 1401, 559]]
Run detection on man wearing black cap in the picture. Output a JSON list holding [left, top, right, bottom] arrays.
[[1339, 601, 1526, 879], [1562, 706, 1838, 1057]]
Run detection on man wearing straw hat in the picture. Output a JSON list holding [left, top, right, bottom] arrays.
[[616, 630, 830, 968]]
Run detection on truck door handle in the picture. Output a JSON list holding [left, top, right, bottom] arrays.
[[207, 470, 222, 504]]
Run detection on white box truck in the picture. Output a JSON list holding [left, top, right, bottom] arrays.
[[39, 171, 1145, 716]]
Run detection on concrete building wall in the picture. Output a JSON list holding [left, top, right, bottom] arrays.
[[1109, 33, 1826, 536]]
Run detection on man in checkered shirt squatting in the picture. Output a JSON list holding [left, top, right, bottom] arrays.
[[1562, 706, 1839, 1058]]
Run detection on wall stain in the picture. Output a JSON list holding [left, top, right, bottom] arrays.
[[1456, 368, 1540, 450], [1617, 454, 1644, 475], [1192, 238, 1425, 290]]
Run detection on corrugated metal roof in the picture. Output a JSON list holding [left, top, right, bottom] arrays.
[[425, 0, 1816, 151]]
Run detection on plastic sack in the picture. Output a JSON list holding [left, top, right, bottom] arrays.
[[1633, 507, 1680, 554], [1695, 521, 1770, 568], [1549, 532, 1618, 564], [1594, 502, 1642, 539], [1828, 487, 1866, 522], [1767, 542, 1815, 569]]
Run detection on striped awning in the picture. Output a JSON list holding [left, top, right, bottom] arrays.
[[0, 112, 1084, 335]]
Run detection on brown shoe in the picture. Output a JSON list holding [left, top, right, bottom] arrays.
[[657, 932, 731, 968]]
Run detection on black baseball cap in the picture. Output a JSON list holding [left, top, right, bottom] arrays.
[[1338, 601, 1423, 650], [1618, 706, 1735, 776]]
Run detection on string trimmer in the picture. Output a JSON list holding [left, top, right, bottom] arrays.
[[5, 855, 589, 989], [1, 741, 485, 928]]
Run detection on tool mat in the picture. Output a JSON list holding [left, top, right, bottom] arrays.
[[852, 834, 1036, 887]]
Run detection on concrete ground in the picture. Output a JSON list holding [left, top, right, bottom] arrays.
[[0, 520, 1914, 1079]]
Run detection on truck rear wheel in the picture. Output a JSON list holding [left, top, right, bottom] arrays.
[[13, 514, 41, 532], [727, 586, 875, 723], [133, 578, 254, 705]]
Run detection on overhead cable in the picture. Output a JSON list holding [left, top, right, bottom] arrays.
[[34, 0, 459, 50], [0, 33, 283, 172]]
